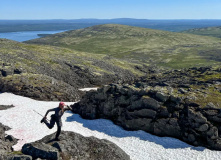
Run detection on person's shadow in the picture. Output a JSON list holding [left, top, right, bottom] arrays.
[[66, 113, 205, 151]]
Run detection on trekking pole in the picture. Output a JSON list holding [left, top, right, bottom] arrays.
[[67, 105, 72, 111], [33, 110, 49, 121]]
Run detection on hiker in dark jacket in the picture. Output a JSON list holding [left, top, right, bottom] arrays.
[[41, 102, 70, 141]]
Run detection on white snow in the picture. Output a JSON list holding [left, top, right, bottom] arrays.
[[0, 92, 221, 160], [79, 87, 97, 91]]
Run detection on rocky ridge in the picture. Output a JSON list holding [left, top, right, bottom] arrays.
[[70, 67, 221, 150], [0, 122, 27, 160]]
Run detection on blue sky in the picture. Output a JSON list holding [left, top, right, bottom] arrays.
[[0, 0, 221, 19]]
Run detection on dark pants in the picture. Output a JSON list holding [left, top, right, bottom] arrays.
[[44, 115, 62, 139]]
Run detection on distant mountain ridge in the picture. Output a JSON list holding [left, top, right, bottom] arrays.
[[2, 19, 221, 33]]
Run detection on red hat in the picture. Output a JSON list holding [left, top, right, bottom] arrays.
[[59, 102, 65, 106]]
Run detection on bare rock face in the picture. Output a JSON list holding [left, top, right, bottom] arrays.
[[21, 131, 130, 160]]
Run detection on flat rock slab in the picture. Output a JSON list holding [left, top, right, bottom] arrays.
[[22, 131, 130, 160]]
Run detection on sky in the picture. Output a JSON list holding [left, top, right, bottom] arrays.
[[0, 0, 221, 20]]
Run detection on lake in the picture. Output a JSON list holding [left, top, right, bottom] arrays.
[[0, 30, 66, 42]]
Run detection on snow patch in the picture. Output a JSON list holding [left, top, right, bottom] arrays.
[[79, 87, 98, 91], [0, 92, 221, 160]]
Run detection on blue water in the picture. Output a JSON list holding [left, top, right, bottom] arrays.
[[0, 30, 66, 42]]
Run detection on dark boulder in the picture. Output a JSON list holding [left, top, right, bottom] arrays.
[[133, 109, 157, 119], [141, 97, 160, 111], [188, 109, 207, 124], [22, 131, 130, 160], [155, 92, 169, 102], [0, 105, 15, 110], [22, 142, 59, 160], [154, 118, 181, 138], [124, 118, 154, 133]]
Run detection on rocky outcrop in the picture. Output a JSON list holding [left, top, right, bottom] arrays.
[[0, 73, 82, 101], [70, 83, 221, 150], [0, 63, 82, 101], [0, 62, 136, 102], [0, 123, 17, 154], [21, 131, 130, 160], [0, 107, 28, 159], [0, 123, 21, 159]]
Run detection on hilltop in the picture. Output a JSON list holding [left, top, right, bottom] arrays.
[[182, 26, 221, 38], [26, 24, 221, 69]]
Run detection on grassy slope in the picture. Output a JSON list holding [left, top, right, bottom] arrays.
[[26, 24, 221, 69], [182, 26, 221, 38], [0, 38, 143, 79], [0, 38, 145, 100]]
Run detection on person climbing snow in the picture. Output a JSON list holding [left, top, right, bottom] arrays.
[[41, 102, 71, 141]]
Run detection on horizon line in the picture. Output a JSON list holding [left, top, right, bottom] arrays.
[[1, 18, 221, 21]]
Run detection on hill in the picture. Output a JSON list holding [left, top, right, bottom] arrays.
[[26, 24, 221, 69], [0, 38, 143, 101], [2, 24, 221, 100], [182, 26, 221, 38]]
